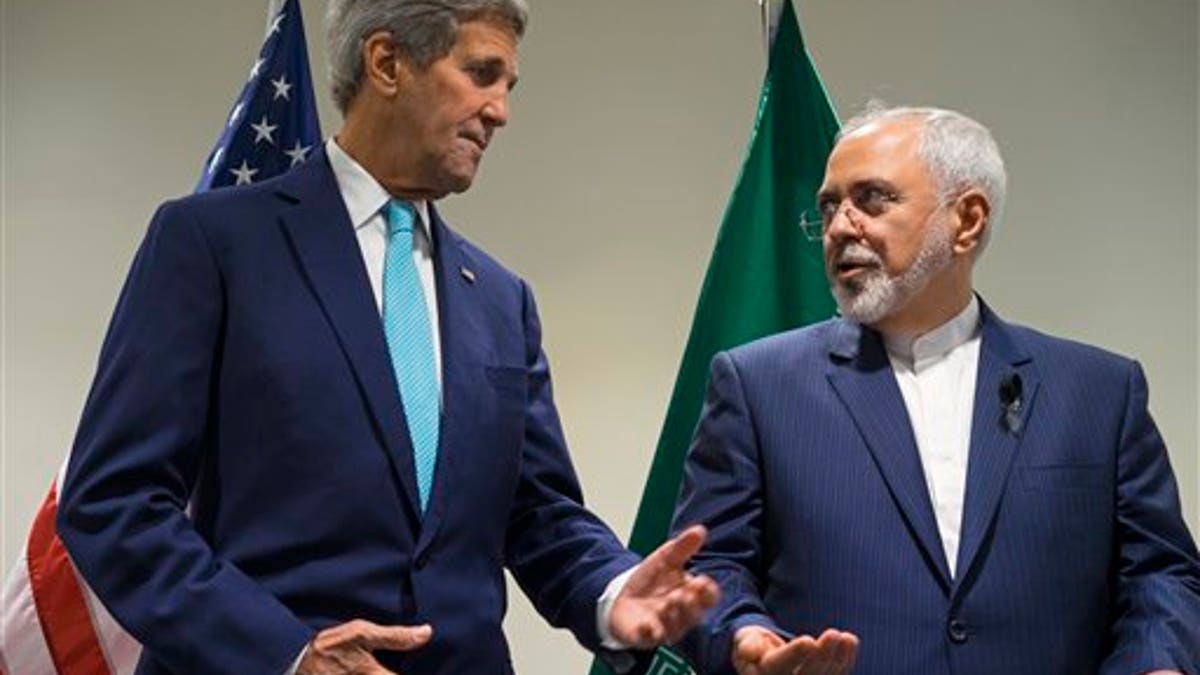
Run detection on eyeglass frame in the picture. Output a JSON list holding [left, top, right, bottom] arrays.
[[797, 182, 906, 242]]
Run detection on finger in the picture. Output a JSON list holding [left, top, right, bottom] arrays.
[[359, 624, 433, 652], [303, 623, 399, 675], [663, 600, 705, 643], [658, 572, 719, 620], [660, 579, 719, 640], [760, 634, 817, 673], [637, 620, 666, 648], [807, 630, 838, 675], [617, 610, 666, 649], [732, 627, 776, 673], [832, 631, 860, 672], [669, 574, 721, 609], [687, 574, 721, 609], [314, 619, 379, 649], [652, 525, 708, 570], [657, 599, 685, 643], [803, 647, 835, 675], [809, 630, 855, 675]]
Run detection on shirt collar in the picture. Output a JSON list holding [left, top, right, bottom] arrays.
[[325, 137, 432, 240], [884, 295, 981, 368]]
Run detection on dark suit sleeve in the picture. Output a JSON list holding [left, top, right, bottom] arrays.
[[671, 352, 789, 674], [502, 281, 641, 653], [56, 203, 313, 675], [1100, 361, 1200, 674]]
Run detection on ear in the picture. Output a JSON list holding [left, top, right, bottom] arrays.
[[951, 189, 990, 256], [361, 30, 404, 98]]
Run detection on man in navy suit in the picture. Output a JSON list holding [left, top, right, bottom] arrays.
[[671, 105, 1200, 675], [56, 1, 719, 673]]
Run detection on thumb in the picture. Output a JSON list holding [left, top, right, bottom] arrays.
[[733, 626, 779, 665], [361, 624, 433, 652]]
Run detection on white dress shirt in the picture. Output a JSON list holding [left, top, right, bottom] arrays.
[[884, 296, 982, 577], [326, 137, 442, 385]]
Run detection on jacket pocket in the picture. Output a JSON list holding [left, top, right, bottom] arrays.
[[1020, 464, 1107, 492], [485, 364, 526, 394]]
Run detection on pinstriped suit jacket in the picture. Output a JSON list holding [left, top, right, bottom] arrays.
[[673, 302, 1200, 674]]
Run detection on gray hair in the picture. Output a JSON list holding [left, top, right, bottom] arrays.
[[326, 0, 529, 114], [839, 102, 1007, 252]]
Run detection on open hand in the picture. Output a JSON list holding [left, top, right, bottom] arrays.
[[607, 524, 720, 648], [297, 619, 432, 674], [733, 625, 858, 675]]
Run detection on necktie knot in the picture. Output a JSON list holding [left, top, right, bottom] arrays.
[[386, 200, 416, 236]]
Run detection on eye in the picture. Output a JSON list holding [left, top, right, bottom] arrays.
[[464, 60, 504, 87], [851, 185, 899, 216], [817, 196, 841, 222]]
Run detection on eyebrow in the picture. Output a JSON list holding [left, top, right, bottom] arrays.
[[817, 178, 898, 202], [468, 56, 520, 91]]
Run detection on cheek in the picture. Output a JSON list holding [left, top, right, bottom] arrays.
[[871, 228, 923, 274]]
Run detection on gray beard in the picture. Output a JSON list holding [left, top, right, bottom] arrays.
[[830, 223, 954, 326]]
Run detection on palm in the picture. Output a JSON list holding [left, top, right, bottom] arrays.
[[733, 626, 858, 675], [608, 525, 719, 648]]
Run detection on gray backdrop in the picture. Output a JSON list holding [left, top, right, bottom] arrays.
[[2, 1, 1197, 673]]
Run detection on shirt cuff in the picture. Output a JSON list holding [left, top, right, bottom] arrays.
[[284, 644, 308, 675], [596, 565, 638, 650]]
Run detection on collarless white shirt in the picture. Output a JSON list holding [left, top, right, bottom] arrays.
[[325, 138, 442, 386], [884, 296, 982, 577]]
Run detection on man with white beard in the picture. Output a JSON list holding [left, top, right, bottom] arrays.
[[669, 105, 1200, 675]]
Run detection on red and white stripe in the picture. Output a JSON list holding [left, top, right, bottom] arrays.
[[1, 468, 140, 675]]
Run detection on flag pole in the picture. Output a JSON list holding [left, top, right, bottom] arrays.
[[759, 0, 785, 55], [588, 2, 840, 673], [266, 0, 287, 36]]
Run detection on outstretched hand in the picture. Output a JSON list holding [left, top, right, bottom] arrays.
[[733, 625, 858, 675], [607, 524, 721, 648], [297, 619, 432, 674]]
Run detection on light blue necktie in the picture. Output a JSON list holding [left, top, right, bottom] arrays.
[[383, 200, 440, 512]]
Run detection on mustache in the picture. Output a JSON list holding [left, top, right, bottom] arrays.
[[828, 242, 883, 268]]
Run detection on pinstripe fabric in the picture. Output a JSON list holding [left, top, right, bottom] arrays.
[[383, 200, 440, 512], [673, 301, 1200, 675]]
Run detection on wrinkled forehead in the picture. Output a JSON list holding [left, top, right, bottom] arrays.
[[822, 118, 928, 190]]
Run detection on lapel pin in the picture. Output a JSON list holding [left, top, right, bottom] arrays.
[[460, 266, 476, 284]]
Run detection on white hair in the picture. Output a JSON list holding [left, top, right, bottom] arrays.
[[839, 102, 1007, 253]]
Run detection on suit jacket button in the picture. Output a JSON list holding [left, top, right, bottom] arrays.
[[947, 618, 969, 644]]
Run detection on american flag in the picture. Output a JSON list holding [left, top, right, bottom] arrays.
[[197, 0, 322, 191], [0, 1, 320, 672]]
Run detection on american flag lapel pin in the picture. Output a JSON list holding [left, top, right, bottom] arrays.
[[460, 266, 476, 284]]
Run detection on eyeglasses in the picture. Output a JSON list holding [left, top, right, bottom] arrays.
[[798, 208, 832, 242], [797, 184, 903, 242]]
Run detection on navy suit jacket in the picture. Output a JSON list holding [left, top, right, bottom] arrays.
[[57, 150, 639, 675], [673, 303, 1200, 674]]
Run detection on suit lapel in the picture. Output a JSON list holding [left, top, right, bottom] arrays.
[[825, 320, 953, 589], [274, 150, 423, 521], [953, 304, 1038, 589], [415, 206, 489, 555]]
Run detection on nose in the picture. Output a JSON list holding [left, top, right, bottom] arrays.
[[481, 90, 510, 128], [824, 200, 863, 241]]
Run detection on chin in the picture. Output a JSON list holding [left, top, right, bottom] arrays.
[[444, 175, 475, 194], [834, 274, 899, 326], [439, 162, 479, 194]]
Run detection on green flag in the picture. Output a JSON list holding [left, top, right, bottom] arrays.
[[590, 1, 839, 672]]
